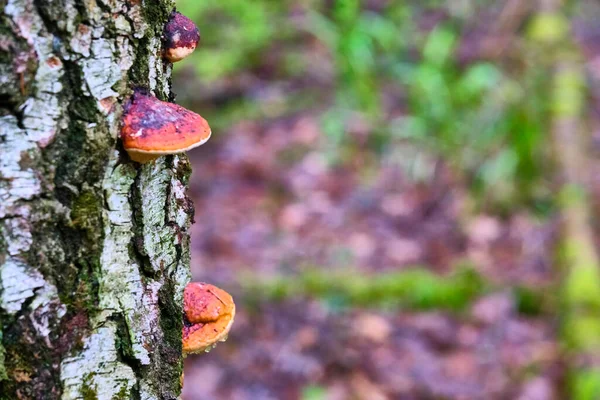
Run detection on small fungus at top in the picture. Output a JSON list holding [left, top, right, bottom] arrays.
[[120, 91, 211, 163], [163, 11, 200, 63]]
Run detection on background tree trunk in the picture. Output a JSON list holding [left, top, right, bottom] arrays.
[[0, 0, 192, 398]]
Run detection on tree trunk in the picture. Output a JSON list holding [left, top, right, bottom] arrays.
[[0, 0, 192, 398]]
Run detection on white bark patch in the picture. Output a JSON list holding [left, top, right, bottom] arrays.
[[169, 177, 189, 229], [124, 0, 148, 39], [0, 259, 46, 315], [82, 0, 105, 24], [173, 258, 191, 307], [82, 39, 121, 103], [57, 1, 79, 32], [6, 0, 64, 145], [1, 216, 32, 255], [0, 212, 44, 314], [116, 36, 135, 72], [148, 37, 161, 93], [1, 0, 65, 342], [29, 285, 67, 344], [0, 211, 62, 321], [139, 158, 178, 273], [76, 22, 134, 112], [114, 15, 132, 35], [135, 156, 191, 399], [61, 324, 136, 400], [0, 122, 41, 216], [70, 24, 93, 57], [147, 36, 173, 98], [98, 155, 158, 366], [168, 155, 192, 306]]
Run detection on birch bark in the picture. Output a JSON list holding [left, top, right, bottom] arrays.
[[0, 0, 191, 398]]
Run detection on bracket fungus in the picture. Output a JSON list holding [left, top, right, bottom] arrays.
[[183, 282, 236, 355], [163, 11, 200, 63], [120, 91, 211, 163]]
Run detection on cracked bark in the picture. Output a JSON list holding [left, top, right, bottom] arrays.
[[0, 0, 192, 398]]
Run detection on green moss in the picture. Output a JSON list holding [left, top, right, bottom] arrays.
[[36, 115, 110, 312], [128, 0, 174, 88], [112, 317, 142, 400], [64, 70, 99, 122], [0, 313, 59, 398], [71, 190, 102, 233], [173, 155, 192, 186], [0, 330, 7, 382], [80, 373, 98, 400], [156, 279, 184, 396], [114, 316, 136, 361], [142, 0, 174, 35], [128, 39, 151, 88], [115, 385, 131, 400]]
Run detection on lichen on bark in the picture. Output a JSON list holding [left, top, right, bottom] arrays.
[[0, 0, 192, 398]]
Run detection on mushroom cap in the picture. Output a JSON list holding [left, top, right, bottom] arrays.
[[182, 282, 236, 355], [120, 92, 211, 160], [164, 11, 200, 62]]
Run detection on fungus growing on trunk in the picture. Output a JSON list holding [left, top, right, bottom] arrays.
[[120, 91, 211, 163], [182, 282, 236, 355], [163, 11, 200, 63]]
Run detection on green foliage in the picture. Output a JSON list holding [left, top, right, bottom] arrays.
[[176, 0, 553, 209], [569, 369, 600, 400], [527, 13, 570, 44], [176, 0, 292, 80], [514, 286, 547, 316], [301, 385, 327, 400], [306, 2, 414, 160], [400, 25, 550, 208]]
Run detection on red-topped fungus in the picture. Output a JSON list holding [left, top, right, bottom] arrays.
[[163, 11, 200, 63], [120, 91, 211, 163], [183, 282, 236, 355]]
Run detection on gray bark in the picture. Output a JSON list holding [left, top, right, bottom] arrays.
[[0, 0, 192, 398]]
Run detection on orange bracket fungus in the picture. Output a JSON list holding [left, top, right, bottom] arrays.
[[182, 282, 236, 355], [163, 11, 200, 63], [120, 91, 211, 163]]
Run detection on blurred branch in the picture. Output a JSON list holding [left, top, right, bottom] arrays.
[[534, 1, 600, 398], [240, 266, 550, 316]]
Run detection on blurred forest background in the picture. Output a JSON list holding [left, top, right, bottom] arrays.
[[174, 0, 600, 399]]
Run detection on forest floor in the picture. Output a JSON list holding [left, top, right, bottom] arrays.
[[181, 110, 562, 400]]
